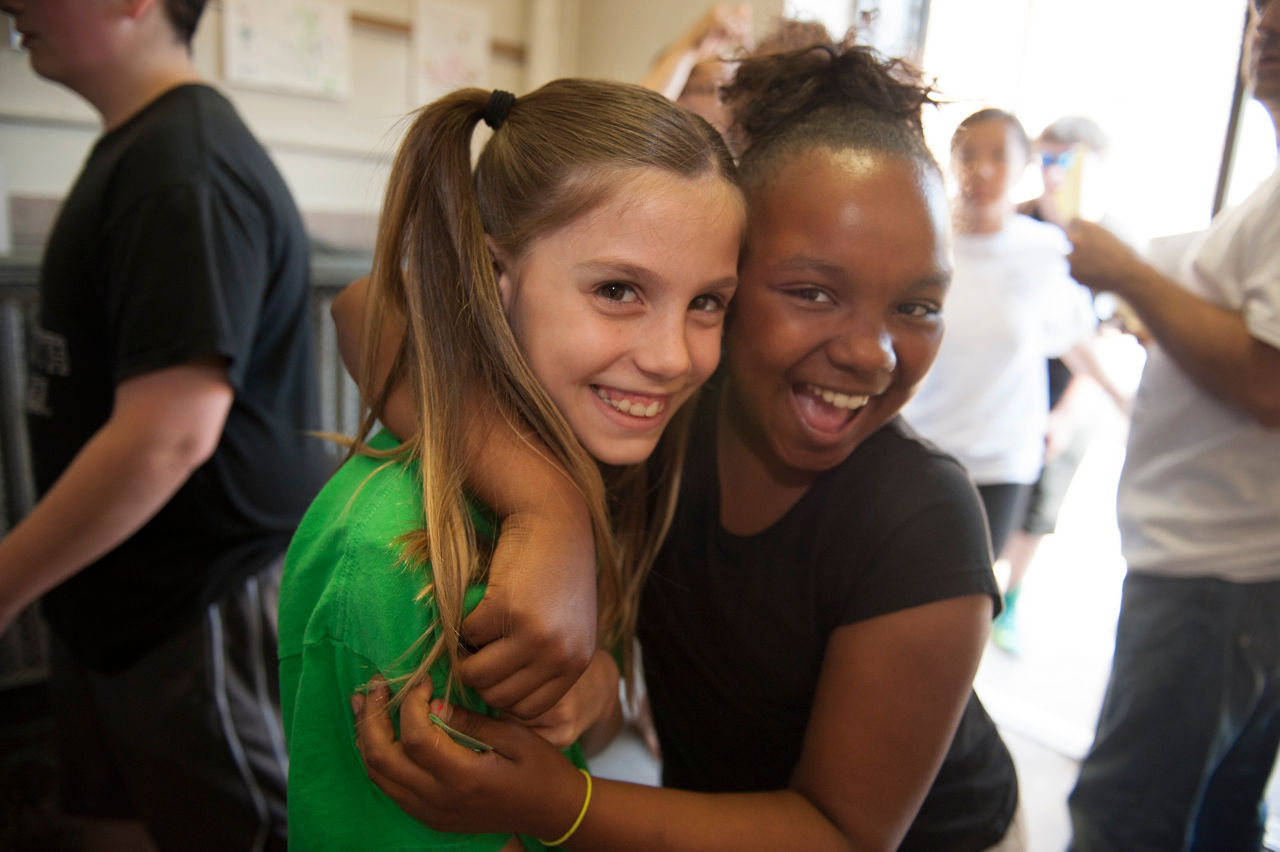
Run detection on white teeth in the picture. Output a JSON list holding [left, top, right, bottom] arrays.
[[807, 384, 870, 411], [595, 387, 665, 419]]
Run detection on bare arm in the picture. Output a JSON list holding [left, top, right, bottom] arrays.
[[1067, 219, 1280, 426], [639, 4, 752, 100], [331, 276, 597, 718], [0, 360, 232, 632], [331, 275, 411, 436], [356, 594, 992, 850]]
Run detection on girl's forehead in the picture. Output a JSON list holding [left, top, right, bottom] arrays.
[[744, 151, 948, 268], [519, 167, 742, 254], [751, 147, 940, 214]]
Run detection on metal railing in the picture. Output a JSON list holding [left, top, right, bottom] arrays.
[[0, 249, 372, 688]]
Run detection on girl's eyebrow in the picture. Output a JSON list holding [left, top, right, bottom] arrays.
[[575, 258, 654, 282], [908, 271, 953, 292], [768, 254, 951, 292], [703, 275, 740, 295], [767, 255, 845, 277], [577, 259, 739, 292]]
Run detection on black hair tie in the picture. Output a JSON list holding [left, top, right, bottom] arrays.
[[482, 90, 516, 130]]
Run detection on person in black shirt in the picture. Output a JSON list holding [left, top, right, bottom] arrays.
[[0, 1, 328, 848]]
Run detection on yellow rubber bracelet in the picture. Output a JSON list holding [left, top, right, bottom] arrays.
[[540, 768, 592, 847]]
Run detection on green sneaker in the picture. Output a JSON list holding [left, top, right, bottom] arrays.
[[992, 588, 1022, 655]]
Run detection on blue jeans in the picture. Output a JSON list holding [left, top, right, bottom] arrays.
[[1068, 573, 1280, 851]]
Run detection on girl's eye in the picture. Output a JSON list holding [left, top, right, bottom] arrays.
[[789, 286, 833, 304], [899, 302, 940, 318], [597, 282, 638, 303], [690, 293, 727, 313]]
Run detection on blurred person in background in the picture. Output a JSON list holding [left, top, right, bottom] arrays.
[[902, 108, 1099, 564], [993, 116, 1132, 654]]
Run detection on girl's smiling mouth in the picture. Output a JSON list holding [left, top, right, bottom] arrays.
[[794, 383, 870, 435], [593, 385, 667, 419]]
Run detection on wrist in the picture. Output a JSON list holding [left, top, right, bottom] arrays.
[[538, 768, 593, 847], [675, 30, 705, 57], [1106, 257, 1159, 303]]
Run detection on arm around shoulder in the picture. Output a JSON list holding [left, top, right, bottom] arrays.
[[790, 595, 994, 850], [355, 594, 993, 851], [329, 276, 597, 718]]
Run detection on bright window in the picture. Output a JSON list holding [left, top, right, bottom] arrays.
[[920, 0, 1260, 243]]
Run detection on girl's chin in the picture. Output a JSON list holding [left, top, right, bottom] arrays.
[[582, 435, 662, 468], [782, 427, 864, 473]]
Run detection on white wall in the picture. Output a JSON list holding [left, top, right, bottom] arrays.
[[573, 0, 782, 85], [0, 0, 533, 224]]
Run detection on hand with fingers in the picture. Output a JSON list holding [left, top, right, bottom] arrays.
[[687, 3, 754, 60], [522, 649, 621, 752], [457, 497, 598, 720], [354, 678, 588, 841], [1066, 218, 1148, 297]]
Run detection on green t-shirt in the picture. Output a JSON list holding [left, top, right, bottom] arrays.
[[279, 429, 584, 850]]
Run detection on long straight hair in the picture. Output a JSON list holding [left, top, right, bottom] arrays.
[[357, 79, 738, 701]]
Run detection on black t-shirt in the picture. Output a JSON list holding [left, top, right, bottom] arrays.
[[29, 84, 331, 670], [639, 387, 1018, 850]]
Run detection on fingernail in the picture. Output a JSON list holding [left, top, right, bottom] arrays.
[[351, 694, 365, 715], [430, 699, 448, 720]]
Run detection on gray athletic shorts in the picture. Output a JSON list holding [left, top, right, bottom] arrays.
[[50, 557, 288, 852]]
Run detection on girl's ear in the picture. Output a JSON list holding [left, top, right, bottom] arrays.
[[122, 0, 160, 21], [486, 235, 515, 312]]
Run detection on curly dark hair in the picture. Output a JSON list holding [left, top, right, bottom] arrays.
[[722, 33, 941, 188]]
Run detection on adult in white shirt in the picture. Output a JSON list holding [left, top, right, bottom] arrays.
[[1066, 1, 1280, 847]]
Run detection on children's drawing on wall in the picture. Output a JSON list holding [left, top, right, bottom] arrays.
[[413, 0, 491, 106], [222, 0, 351, 100]]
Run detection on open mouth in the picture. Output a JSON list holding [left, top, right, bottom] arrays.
[[794, 383, 870, 434], [593, 385, 666, 419]]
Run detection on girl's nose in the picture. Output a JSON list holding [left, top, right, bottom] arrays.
[[634, 312, 693, 380], [830, 321, 896, 377]]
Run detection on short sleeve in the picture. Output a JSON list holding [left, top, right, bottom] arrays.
[[1241, 183, 1280, 350], [854, 490, 998, 620], [102, 178, 270, 389], [822, 435, 1000, 628]]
